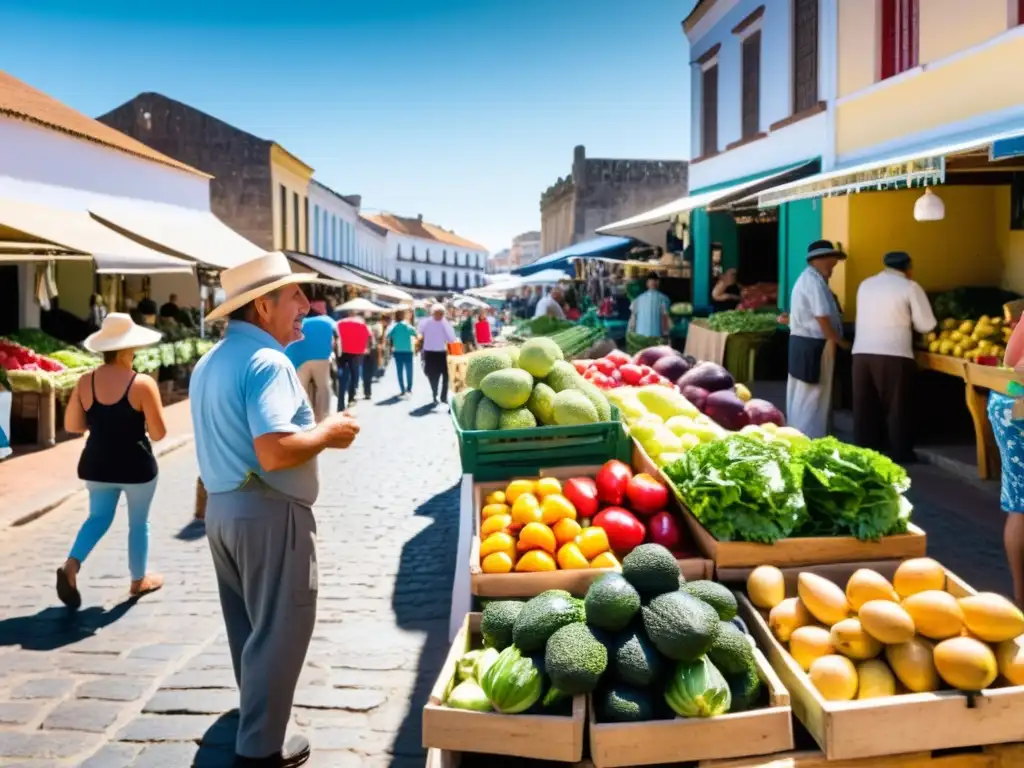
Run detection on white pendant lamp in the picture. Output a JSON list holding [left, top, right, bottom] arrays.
[[914, 188, 945, 221]]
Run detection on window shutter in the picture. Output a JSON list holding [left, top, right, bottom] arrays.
[[792, 0, 819, 113], [741, 31, 761, 138], [701, 65, 719, 157]]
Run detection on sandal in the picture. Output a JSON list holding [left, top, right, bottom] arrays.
[[130, 573, 164, 597], [56, 567, 81, 610]]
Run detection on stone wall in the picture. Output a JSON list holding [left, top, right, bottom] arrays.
[[97, 93, 275, 251]]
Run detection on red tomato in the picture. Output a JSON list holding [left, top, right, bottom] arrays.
[[604, 350, 632, 368], [646, 511, 682, 551], [563, 477, 599, 518], [583, 367, 599, 381], [610, 369, 623, 385], [593, 507, 646, 553], [594, 358, 617, 376], [618, 364, 644, 386], [596, 460, 633, 505], [626, 473, 669, 514], [637, 365, 654, 376], [638, 373, 661, 386], [590, 372, 614, 389], [572, 360, 590, 375]]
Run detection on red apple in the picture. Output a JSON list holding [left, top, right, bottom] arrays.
[[618, 364, 644, 386], [593, 507, 646, 553], [626, 473, 669, 514], [646, 511, 682, 551], [563, 477, 599, 518], [596, 460, 633, 505]]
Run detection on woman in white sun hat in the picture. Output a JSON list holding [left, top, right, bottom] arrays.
[[58, 313, 168, 609]]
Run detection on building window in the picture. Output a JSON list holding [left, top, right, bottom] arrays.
[[441, 272, 447, 288], [425, 272, 431, 287], [293, 192, 300, 251], [410, 269, 417, 285], [700, 64, 719, 157], [396, 268, 402, 283], [313, 205, 320, 256], [741, 31, 761, 139], [397, 244, 402, 260], [279, 185, 287, 250], [411, 245, 417, 260], [443, 249, 448, 264], [303, 196, 309, 253], [1017, 0, 1024, 25], [333, 217, 339, 261], [880, 0, 918, 81], [792, 0, 819, 113]]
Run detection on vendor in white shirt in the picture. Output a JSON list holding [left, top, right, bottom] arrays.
[[534, 287, 566, 319], [852, 251, 937, 463]]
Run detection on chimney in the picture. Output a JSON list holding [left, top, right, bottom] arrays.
[[417, 214, 424, 223]]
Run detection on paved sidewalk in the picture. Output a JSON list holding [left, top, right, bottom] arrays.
[[0, 400, 196, 529], [0, 366, 462, 767]]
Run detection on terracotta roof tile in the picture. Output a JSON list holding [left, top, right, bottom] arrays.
[[0, 71, 208, 178], [362, 213, 487, 253]]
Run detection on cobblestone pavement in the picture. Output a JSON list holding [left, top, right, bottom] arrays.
[[0, 364, 461, 767]]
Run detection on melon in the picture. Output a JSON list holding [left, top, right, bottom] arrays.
[[902, 590, 964, 640], [893, 558, 946, 598], [959, 593, 1024, 643], [859, 600, 916, 644], [798, 572, 850, 627], [933, 637, 998, 691]]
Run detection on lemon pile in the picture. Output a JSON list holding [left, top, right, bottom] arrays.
[[921, 316, 1010, 360]]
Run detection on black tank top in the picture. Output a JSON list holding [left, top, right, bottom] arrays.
[[77, 371, 158, 484]]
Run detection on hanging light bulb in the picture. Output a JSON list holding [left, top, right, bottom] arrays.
[[914, 188, 945, 221]]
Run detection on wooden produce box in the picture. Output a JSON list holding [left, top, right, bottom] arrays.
[[587, 647, 793, 767], [738, 561, 1024, 761], [449, 355, 469, 395], [470, 464, 713, 598], [631, 440, 927, 575], [422, 612, 586, 762]]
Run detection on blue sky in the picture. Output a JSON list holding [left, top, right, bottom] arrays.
[[0, 0, 695, 253]]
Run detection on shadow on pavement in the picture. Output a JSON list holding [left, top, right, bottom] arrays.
[[376, 395, 403, 407], [391, 480, 460, 766], [191, 709, 240, 766], [0, 600, 137, 651], [408, 403, 438, 418], [176, 518, 207, 542]]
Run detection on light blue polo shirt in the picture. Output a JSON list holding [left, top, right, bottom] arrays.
[[190, 321, 318, 505], [286, 314, 336, 369]]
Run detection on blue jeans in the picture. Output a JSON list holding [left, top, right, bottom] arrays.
[[394, 352, 413, 393], [337, 353, 363, 411], [69, 479, 158, 581]]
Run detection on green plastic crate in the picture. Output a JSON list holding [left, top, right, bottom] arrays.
[[450, 403, 629, 481]]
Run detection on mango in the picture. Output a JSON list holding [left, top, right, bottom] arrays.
[[845, 569, 899, 610], [789, 625, 834, 671], [902, 590, 964, 640], [830, 618, 883, 661], [769, 597, 813, 643], [893, 558, 946, 598], [933, 637, 998, 691], [808, 655, 858, 701], [959, 593, 1024, 643], [886, 638, 940, 693], [747, 565, 786, 610], [996, 636, 1024, 686], [859, 600, 916, 644], [856, 659, 897, 699], [798, 572, 850, 626]]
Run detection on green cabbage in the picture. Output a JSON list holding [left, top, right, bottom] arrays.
[[456, 650, 483, 682], [480, 645, 544, 714], [446, 680, 492, 712], [665, 656, 732, 718]]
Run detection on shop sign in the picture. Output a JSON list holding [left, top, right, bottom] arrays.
[[991, 135, 1024, 161]]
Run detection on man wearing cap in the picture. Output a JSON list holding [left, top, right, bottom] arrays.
[[852, 251, 936, 462], [786, 240, 849, 438], [629, 271, 671, 341], [190, 251, 360, 767]]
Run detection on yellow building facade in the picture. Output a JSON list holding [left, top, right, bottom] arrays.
[[270, 143, 314, 253], [820, 0, 1024, 316]]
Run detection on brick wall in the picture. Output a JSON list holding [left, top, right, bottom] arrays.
[[97, 93, 275, 251]]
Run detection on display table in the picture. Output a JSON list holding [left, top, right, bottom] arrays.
[[10, 387, 56, 447], [915, 352, 1016, 479], [684, 320, 773, 384]]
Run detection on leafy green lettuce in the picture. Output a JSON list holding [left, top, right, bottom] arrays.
[[663, 436, 806, 544], [795, 437, 912, 541]]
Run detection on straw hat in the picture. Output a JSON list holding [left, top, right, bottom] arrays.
[[205, 251, 323, 323], [84, 313, 163, 353]]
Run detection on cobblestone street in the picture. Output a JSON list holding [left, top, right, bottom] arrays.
[[0, 366, 461, 767]]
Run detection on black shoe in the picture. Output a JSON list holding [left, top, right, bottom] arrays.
[[234, 735, 310, 767], [56, 567, 81, 610]]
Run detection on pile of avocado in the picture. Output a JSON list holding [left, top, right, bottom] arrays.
[[478, 543, 763, 723]]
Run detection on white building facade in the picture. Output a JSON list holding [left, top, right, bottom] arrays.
[[309, 180, 358, 266], [510, 230, 542, 269], [356, 216, 388, 279]]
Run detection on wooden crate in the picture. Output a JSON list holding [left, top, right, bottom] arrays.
[[587, 647, 792, 767], [631, 441, 927, 574], [449, 355, 469, 395], [470, 464, 713, 598], [738, 561, 1024, 761], [422, 612, 586, 762]]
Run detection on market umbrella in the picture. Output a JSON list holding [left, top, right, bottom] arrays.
[[337, 297, 388, 314]]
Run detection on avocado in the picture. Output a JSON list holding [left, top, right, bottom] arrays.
[[641, 590, 720, 661], [612, 626, 666, 688], [726, 662, 763, 713], [622, 544, 681, 596], [682, 580, 738, 621], [512, 589, 586, 653], [584, 573, 641, 632], [597, 685, 654, 723], [707, 620, 755, 675], [480, 600, 524, 650], [544, 622, 608, 696]]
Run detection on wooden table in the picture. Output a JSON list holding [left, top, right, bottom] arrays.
[[915, 352, 1015, 479]]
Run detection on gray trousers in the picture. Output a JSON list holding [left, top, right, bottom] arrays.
[[205, 480, 318, 758]]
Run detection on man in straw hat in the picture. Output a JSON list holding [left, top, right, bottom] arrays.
[[851, 251, 936, 462], [191, 251, 359, 767], [786, 240, 849, 438]]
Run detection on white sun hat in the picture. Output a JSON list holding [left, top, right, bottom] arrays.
[[205, 251, 324, 323], [84, 313, 163, 353]]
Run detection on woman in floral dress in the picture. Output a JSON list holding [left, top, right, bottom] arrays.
[[990, 318, 1024, 606]]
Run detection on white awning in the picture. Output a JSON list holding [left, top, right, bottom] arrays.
[[597, 161, 818, 244], [89, 199, 264, 270], [752, 128, 1024, 208], [285, 251, 376, 288], [0, 196, 194, 274], [369, 283, 414, 303]]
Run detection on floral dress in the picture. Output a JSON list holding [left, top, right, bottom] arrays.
[[988, 387, 1024, 513]]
